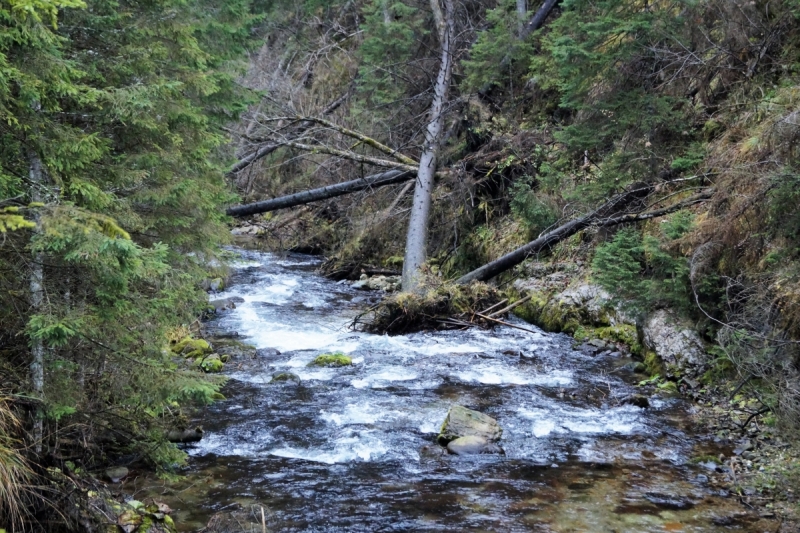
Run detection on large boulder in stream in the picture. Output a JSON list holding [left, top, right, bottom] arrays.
[[437, 405, 503, 454]]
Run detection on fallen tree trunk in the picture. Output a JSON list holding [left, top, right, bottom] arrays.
[[456, 187, 712, 284], [520, 0, 561, 39], [226, 169, 414, 217]]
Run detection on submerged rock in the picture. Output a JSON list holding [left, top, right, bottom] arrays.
[[622, 394, 650, 409], [437, 405, 502, 446], [308, 352, 352, 367], [106, 466, 129, 483], [446, 435, 505, 455]]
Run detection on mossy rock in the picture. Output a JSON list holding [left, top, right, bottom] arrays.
[[576, 324, 642, 355], [171, 337, 211, 356], [308, 352, 352, 367], [198, 354, 224, 373], [270, 372, 301, 383], [210, 338, 257, 358]]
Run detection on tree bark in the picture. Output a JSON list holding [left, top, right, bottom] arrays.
[[520, 0, 561, 40], [429, 0, 445, 44], [28, 148, 45, 453], [516, 0, 527, 35], [402, 0, 454, 293], [456, 188, 713, 284], [226, 169, 414, 217]]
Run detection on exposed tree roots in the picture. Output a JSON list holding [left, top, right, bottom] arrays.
[[351, 278, 503, 335]]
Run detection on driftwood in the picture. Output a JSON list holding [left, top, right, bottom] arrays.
[[226, 169, 413, 217], [457, 187, 713, 284]]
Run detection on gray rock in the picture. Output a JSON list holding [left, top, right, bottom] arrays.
[[166, 427, 203, 443], [106, 466, 129, 483], [588, 338, 608, 349], [642, 309, 706, 377], [209, 296, 244, 313], [437, 405, 502, 446], [621, 361, 647, 373], [231, 225, 260, 236], [644, 492, 694, 510], [446, 435, 504, 455], [256, 347, 281, 358]]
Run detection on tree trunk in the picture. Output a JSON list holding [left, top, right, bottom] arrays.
[[402, 0, 454, 293], [456, 183, 654, 284], [456, 187, 713, 284], [28, 148, 45, 453], [516, 0, 527, 35], [226, 169, 414, 217], [429, 0, 445, 43], [520, 0, 561, 39]]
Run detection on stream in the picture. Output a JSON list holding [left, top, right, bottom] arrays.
[[126, 250, 766, 532]]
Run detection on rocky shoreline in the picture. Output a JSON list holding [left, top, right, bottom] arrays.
[[506, 263, 799, 530]]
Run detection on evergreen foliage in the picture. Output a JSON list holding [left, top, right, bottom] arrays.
[[592, 213, 695, 317], [0, 0, 259, 508]]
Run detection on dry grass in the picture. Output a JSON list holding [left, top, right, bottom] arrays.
[[0, 397, 35, 531]]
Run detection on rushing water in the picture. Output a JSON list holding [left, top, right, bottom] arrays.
[[125, 250, 769, 532]]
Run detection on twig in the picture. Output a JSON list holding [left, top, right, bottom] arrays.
[[477, 299, 508, 316], [474, 313, 539, 334], [488, 294, 532, 317]]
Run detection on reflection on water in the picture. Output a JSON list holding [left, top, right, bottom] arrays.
[[124, 250, 769, 532]]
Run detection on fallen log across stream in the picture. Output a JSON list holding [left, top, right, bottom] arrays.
[[456, 189, 713, 284], [226, 169, 414, 217]]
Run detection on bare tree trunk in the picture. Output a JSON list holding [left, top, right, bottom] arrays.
[[429, 0, 445, 43], [226, 169, 414, 217], [402, 0, 454, 293], [516, 0, 527, 35], [382, 0, 392, 25], [28, 148, 45, 453]]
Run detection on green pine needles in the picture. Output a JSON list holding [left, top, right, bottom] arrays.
[[0, 0, 259, 483]]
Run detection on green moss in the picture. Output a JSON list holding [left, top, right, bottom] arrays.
[[171, 337, 211, 356], [690, 454, 721, 464], [644, 351, 664, 377], [270, 372, 301, 383], [308, 352, 352, 367], [658, 380, 679, 393], [198, 354, 224, 373], [593, 325, 642, 355]]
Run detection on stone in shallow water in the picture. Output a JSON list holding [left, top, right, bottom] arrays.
[[270, 372, 301, 384], [622, 394, 650, 408], [446, 435, 504, 455], [106, 466, 129, 483], [437, 405, 502, 446]]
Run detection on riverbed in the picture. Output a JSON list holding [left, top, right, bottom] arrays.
[[124, 250, 771, 532]]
